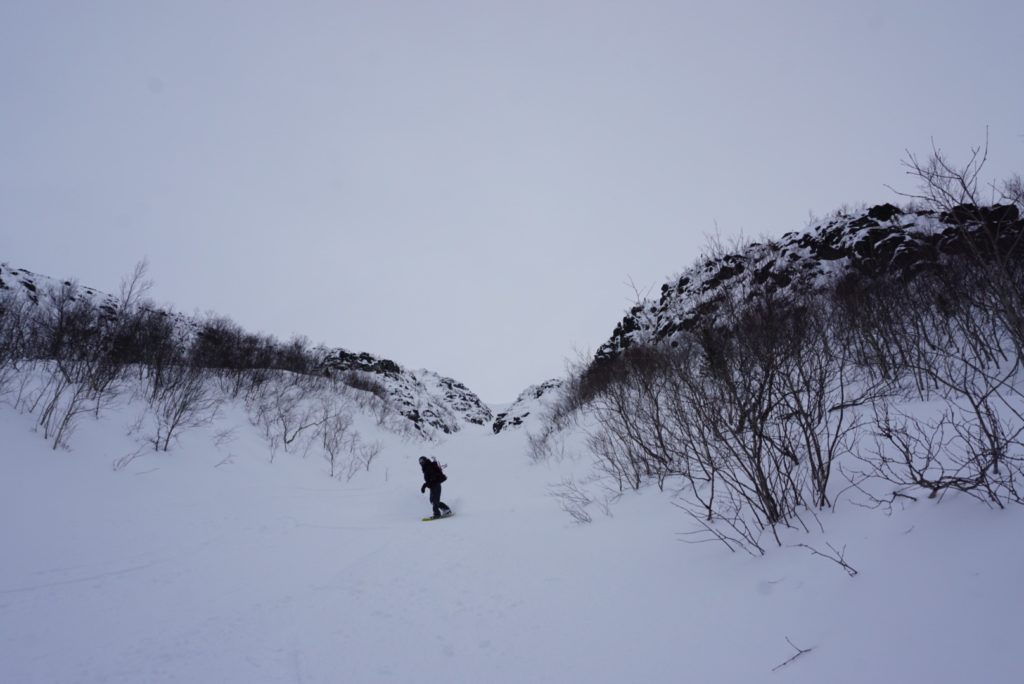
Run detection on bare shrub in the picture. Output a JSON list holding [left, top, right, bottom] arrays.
[[30, 283, 124, 448], [335, 371, 403, 428], [312, 392, 383, 479], [691, 296, 808, 538], [112, 448, 145, 472], [317, 394, 354, 478], [145, 364, 221, 451], [0, 290, 30, 399], [549, 478, 595, 524], [891, 132, 1024, 359], [859, 264, 1024, 506], [576, 285, 881, 550], [860, 399, 1023, 508], [772, 296, 879, 508], [888, 133, 991, 211], [343, 437, 382, 481], [527, 421, 570, 463], [243, 371, 385, 476], [341, 371, 388, 401], [246, 372, 325, 461]]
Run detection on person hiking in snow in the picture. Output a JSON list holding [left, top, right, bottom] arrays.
[[419, 456, 451, 519]]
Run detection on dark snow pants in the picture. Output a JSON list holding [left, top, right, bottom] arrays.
[[428, 484, 449, 517]]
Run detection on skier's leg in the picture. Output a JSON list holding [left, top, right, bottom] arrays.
[[429, 485, 442, 517]]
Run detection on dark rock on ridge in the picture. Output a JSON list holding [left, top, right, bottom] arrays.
[[593, 203, 1024, 366]]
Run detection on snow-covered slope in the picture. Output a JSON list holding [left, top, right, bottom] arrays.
[[0, 262, 490, 436], [319, 349, 492, 435], [2, 388, 1021, 683], [491, 379, 563, 433], [1, 263, 121, 313], [594, 202, 1023, 363]]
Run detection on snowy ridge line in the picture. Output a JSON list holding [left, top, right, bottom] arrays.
[[594, 202, 1023, 362], [0, 262, 197, 334], [1, 263, 121, 315]]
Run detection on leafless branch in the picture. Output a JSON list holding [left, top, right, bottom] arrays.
[[771, 636, 814, 672], [792, 542, 859, 577]]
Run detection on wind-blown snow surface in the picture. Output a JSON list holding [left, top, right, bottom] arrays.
[[2, 399, 1022, 683]]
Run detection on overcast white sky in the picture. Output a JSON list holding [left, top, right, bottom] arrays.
[[2, 1, 1022, 402]]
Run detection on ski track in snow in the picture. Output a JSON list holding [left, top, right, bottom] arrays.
[[1, 403, 1023, 683], [0, 560, 164, 595]]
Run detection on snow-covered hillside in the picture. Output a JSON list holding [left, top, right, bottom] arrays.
[[0, 262, 490, 436], [594, 202, 1023, 362], [0, 263, 196, 333], [319, 349, 492, 435], [1, 263, 117, 309], [2, 385, 1022, 683]]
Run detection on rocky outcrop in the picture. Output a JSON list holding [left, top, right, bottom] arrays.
[[413, 370, 494, 427], [319, 348, 492, 435], [321, 349, 402, 376], [492, 379, 563, 433]]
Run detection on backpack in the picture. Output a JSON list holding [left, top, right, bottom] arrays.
[[432, 458, 447, 483]]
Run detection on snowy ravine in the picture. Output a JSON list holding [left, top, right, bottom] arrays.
[[2, 395, 1022, 683]]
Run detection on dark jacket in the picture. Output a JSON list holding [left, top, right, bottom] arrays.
[[420, 459, 447, 487]]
